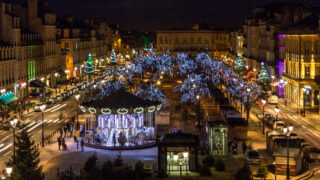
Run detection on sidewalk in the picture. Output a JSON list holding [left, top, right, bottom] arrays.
[[40, 131, 158, 180], [277, 98, 320, 132]]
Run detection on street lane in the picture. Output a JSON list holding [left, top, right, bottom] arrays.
[[254, 101, 320, 148]]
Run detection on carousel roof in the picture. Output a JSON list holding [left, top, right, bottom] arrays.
[[81, 89, 161, 113]]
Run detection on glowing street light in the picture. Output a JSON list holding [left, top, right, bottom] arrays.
[[283, 126, 293, 180], [10, 118, 18, 163], [40, 104, 46, 147], [261, 99, 266, 134], [75, 94, 80, 129]]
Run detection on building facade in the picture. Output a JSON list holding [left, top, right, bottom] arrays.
[[156, 25, 230, 58], [242, 3, 312, 78], [229, 31, 244, 59]]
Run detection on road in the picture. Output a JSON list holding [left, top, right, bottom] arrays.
[[253, 101, 320, 148], [0, 92, 79, 170]]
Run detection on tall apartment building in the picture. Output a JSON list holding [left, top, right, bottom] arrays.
[[229, 30, 244, 59], [156, 24, 230, 57]]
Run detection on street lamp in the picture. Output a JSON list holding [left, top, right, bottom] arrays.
[[261, 99, 266, 134], [64, 70, 70, 91], [40, 104, 46, 147], [173, 152, 189, 180], [302, 88, 306, 117], [283, 126, 293, 180], [75, 94, 80, 130], [275, 105, 279, 121], [54, 73, 58, 95], [1, 167, 12, 179], [10, 118, 18, 163]]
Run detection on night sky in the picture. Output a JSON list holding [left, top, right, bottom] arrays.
[[47, 0, 320, 31]]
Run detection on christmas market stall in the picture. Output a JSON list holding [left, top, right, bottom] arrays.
[[80, 89, 162, 150]]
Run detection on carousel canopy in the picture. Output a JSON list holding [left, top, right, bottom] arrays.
[[80, 89, 162, 114]]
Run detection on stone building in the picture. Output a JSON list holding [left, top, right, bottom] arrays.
[[0, 0, 65, 99], [229, 30, 244, 59], [281, 13, 320, 108], [156, 24, 230, 58], [242, 3, 312, 79]]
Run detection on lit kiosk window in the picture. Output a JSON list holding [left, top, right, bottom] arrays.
[[158, 133, 199, 175]]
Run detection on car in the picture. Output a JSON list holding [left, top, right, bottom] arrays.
[[273, 120, 285, 130], [55, 94, 62, 101], [45, 100, 54, 108], [246, 150, 261, 164], [268, 95, 278, 104], [34, 103, 44, 112]]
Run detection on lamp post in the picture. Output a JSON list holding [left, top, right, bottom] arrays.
[[10, 118, 18, 164], [302, 88, 306, 117], [283, 126, 293, 180], [275, 105, 279, 121], [1, 167, 12, 179], [273, 161, 277, 180], [40, 104, 46, 147], [64, 70, 70, 91], [54, 73, 58, 95], [75, 94, 80, 130], [261, 99, 266, 134], [173, 152, 189, 180]]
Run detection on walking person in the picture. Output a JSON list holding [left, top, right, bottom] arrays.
[[58, 137, 62, 150], [81, 139, 84, 152], [60, 128, 63, 137], [70, 125, 73, 136], [64, 126, 67, 138], [242, 141, 247, 154], [61, 138, 65, 151]]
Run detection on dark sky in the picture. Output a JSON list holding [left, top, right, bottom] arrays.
[[47, 0, 320, 31]]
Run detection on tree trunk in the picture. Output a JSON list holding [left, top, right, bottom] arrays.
[[246, 107, 250, 126]]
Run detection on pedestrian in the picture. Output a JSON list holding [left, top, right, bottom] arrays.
[[173, 128, 176, 133], [74, 135, 77, 142], [60, 128, 63, 137], [249, 143, 253, 151], [242, 141, 247, 154], [70, 125, 73, 136], [64, 126, 67, 138], [58, 137, 61, 150], [77, 140, 79, 149], [61, 138, 65, 150], [81, 139, 84, 151]]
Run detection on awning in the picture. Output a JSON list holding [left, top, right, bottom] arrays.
[[0, 91, 18, 105], [29, 79, 46, 88]]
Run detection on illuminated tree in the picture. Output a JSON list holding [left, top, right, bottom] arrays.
[[257, 62, 269, 91], [110, 49, 117, 64]]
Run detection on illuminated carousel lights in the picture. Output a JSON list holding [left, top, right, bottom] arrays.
[[134, 107, 144, 114], [156, 104, 162, 111], [148, 106, 155, 112], [80, 105, 86, 113], [117, 108, 128, 114], [88, 107, 97, 114], [101, 108, 112, 115]]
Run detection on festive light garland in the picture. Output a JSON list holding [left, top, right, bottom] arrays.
[[156, 104, 162, 111], [101, 108, 112, 115], [134, 107, 144, 114], [80, 106, 86, 113], [148, 106, 155, 113], [117, 108, 128, 114], [88, 107, 97, 114]]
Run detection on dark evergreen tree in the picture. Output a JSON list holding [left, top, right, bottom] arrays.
[[113, 153, 123, 167], [83, 154, 100, 180], [101, 160, 113, 180], [7, 129, 44, 180], [236, 163, 252, 180]]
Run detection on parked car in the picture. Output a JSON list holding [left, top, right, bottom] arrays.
[[273, 120, 285, 130], [45, 100, 54, 108], [34, 103, 44, 112], [246, 150, 261, 164], [268, 95, 278, 104]]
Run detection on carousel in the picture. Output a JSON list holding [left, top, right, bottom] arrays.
[[80, 89, 162, 149]]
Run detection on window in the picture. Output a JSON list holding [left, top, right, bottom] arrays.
[[305, 66, 310, 77], [159, 37, 163, 44], [198, 37, 201, 43], [190, 37, 194, 42], [305, 41, 311, 54], [316, 66, 320, 76]]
